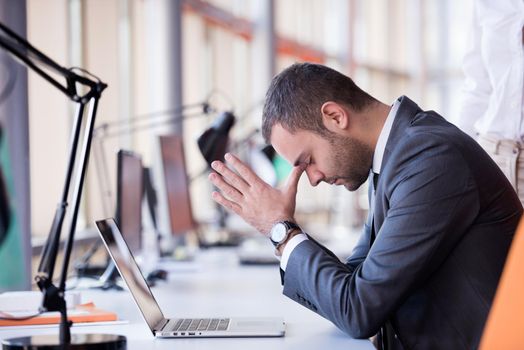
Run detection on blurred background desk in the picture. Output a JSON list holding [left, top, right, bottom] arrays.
[[0, 248, 373, 350]]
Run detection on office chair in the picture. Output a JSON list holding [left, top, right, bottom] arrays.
[[479, 217, 524, 349]]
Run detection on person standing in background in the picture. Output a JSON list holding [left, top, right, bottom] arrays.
[[454, 0, 524, 204]]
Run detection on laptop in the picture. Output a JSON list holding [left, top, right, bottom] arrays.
[[95, 218, 285, 338]]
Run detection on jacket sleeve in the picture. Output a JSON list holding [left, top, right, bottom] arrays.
[[345, 177, 374, 272], [281, 133, 479, 338]]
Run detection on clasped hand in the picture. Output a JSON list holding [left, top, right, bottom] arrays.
[[208, 153, 305, 236]]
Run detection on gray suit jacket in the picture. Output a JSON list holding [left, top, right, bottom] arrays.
[[281, 96, 523, 349]]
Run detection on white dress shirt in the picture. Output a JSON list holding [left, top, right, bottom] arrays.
[[280, 99, 400, 271], [453, 0, 524, 141]]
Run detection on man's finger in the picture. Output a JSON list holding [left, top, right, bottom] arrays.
[[284, 164, 306, 194], [211, 191, 242, 215], [224, 153, 261, 186], [209, 172, 243, 202], [211, 160, 250, 192]]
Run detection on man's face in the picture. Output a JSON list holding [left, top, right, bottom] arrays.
[[270, 124, 373, 191]]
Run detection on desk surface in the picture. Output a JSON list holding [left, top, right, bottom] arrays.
[[0, 249, 373, 350]]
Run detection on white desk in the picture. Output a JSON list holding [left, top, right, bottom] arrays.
[[0, 249, 373, 350]]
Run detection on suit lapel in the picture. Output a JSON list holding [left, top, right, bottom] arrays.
[[370, 96, 422, 246], [380, 96, 422, 174], [370, 171, 378, 247]]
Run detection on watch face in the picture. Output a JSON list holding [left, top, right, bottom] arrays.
[[270, 223, 287, 243]]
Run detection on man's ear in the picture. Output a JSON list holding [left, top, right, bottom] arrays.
[[320, 101, 349, 133]]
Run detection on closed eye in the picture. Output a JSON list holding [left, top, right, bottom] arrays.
[[298, 157, 311, 168]]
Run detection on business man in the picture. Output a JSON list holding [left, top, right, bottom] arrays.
[[208, 63, 523, 350]]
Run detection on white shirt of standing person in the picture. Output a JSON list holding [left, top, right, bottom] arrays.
[[452, 0, 524, 141]]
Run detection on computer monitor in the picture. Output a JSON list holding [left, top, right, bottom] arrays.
[[115, 149, 143, 254], [159, 134, 195, 236]]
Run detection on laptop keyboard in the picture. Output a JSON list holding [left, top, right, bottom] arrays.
[[168, 318, 230, 332]]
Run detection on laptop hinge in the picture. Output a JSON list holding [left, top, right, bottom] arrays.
[[154, 318, 169, 333]]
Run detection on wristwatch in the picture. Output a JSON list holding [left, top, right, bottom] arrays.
[[269, 221, 301, 248]]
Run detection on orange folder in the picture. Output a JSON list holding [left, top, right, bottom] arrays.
[[0, 302, 117, 327]]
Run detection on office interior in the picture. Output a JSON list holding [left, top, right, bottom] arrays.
[[1, 0, 471, 281], [2, 0, 520, 349]]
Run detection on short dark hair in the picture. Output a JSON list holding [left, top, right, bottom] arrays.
[[261, 62, 377, 143]]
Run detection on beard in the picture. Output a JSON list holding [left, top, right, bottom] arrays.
[[325, 133, 373, 191]]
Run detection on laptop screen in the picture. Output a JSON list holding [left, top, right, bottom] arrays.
[[96, 218, 164, 333]]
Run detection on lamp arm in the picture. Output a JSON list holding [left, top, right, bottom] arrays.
[[93, 102, 213, 137], [95, 110, 210, 139], [0, 22, 106, 102], [59, 97, 100, 293], [36, 103, 85, 282]]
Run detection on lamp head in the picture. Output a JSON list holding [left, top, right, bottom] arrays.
[[197, 111, 236, 166]]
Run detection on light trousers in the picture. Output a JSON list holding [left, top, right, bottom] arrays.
[[478, 134, 524, 206]]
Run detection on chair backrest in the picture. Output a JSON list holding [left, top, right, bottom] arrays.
[[480, 217, 524, 349]]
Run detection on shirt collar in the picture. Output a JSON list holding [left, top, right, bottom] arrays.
[[372, 99, 400, 174]]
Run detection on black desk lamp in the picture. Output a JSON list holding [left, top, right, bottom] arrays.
[[197, 111, 236, 165], [0, 22, 126, 349], [197, 111, 253, 245]]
